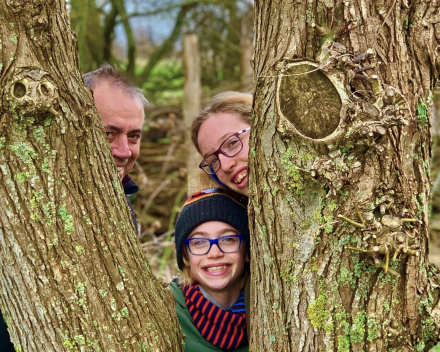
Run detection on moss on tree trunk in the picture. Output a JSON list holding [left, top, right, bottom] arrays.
[[250, 1, 440, 351], [0, 0, 183, 350]]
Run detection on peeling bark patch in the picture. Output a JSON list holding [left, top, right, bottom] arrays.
[[279, 64, 341, 139]]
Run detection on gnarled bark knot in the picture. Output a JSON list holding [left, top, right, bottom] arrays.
[[276, 60, 348, 143], [5, 69, 59, 118]]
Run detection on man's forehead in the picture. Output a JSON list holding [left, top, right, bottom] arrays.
[[104, 123, 142, 133], [94, 82, 131, 100]]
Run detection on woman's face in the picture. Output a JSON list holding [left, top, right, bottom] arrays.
[[188, 221, 247, 301], [198, 113, 250, 196]]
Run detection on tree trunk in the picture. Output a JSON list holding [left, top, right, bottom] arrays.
[[250, 1, 440, 351], [183, 34, 203, 193], [0, 0, 182, 351], [240, 4, 253, 91]]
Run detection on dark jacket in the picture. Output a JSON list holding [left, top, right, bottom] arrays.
[[0, 314, 14, 352], [169, 280, 249, 352], [122, 175, 139, 232]]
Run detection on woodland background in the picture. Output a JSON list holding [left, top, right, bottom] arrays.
[[70, 0, 440, 319], [69, 0, 254, 281]]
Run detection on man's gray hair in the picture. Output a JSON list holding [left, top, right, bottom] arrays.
[[83, 64, 148, 108]]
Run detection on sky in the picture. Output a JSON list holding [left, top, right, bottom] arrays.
[[112, 1, 181, 49]]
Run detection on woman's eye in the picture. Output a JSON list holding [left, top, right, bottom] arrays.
[[226, 138, 240, 149]]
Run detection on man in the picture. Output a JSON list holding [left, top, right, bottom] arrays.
[[83, 64, 147, 231], [0, 65, 147, 352]]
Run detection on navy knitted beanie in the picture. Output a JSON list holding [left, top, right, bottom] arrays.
[[174, 188, 249, 270]]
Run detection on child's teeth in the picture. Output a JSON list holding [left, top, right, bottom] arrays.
[[206, 265, 227, 272]]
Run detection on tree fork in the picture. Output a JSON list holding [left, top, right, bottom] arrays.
[[0, 0, 183, 350], [250, 1, 440, 351]]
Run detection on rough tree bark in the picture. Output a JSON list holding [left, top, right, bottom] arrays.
[[249, 1, 440, 351], [0, 0, 182, 351]]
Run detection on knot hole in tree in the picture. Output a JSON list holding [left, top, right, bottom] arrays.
[[13, 82, 26, 98], [7, 72, 59, 118], [279, 64, 342, 139]]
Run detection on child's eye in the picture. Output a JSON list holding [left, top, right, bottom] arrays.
[[192, 239, 208, 247], [220, 236, 238, 243]]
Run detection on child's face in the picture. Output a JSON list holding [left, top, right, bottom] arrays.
[[187, 221, 247, 299]]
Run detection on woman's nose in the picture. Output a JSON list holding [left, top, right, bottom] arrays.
[[219, 153, 236, 172]]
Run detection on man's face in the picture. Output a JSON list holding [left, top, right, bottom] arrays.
[[93, 83, 144, 179]]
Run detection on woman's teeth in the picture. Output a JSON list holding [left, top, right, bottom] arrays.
[[234, 170, 247, 184]]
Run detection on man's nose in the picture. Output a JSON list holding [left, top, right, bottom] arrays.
[[219, 153, 236, 172], [111, 135, 131, 160]]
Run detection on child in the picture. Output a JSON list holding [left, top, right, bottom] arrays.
[[170, 188, 249, 351]]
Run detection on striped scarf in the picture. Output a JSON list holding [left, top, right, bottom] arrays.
[[183, 282, 247, 349]]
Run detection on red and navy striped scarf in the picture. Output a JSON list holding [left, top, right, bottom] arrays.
[[183, 282, 247, 349]]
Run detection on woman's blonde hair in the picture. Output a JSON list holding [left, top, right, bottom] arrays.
[[191, 91, 253, 154]]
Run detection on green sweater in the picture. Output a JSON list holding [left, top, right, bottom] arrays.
[[169, 280, 249, 352]]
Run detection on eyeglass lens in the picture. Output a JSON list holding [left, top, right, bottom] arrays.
[[201, 135, 243, 174], [188, 236, 241, 255]]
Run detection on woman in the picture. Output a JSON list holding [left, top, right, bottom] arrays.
[[191, 92, 252, 197], [170, 188, 249, 351]]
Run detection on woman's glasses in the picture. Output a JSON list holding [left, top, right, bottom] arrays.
[[185, 234, 244, 255], [199, 127, 250, 175]]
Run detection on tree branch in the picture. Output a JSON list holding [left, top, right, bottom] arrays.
[[103, 1, 118, 63], [136, 4, 197, 85], [115, 0, 230, 23], [111, 0, 136, 77]]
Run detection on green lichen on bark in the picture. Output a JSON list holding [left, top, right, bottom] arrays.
[[281, 148, 304, 194], [57, 203, 74, 235], [9, 142, 37, 163], [15, 171, 30, 182], [307, 284, 332, 332]]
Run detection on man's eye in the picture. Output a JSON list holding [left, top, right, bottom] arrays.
[[106, 132, 114, 138], [129, 134, 141, 142]]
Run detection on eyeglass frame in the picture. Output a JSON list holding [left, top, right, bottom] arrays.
[[198, 127, 251, 175], [184, 234, 244, 256]]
